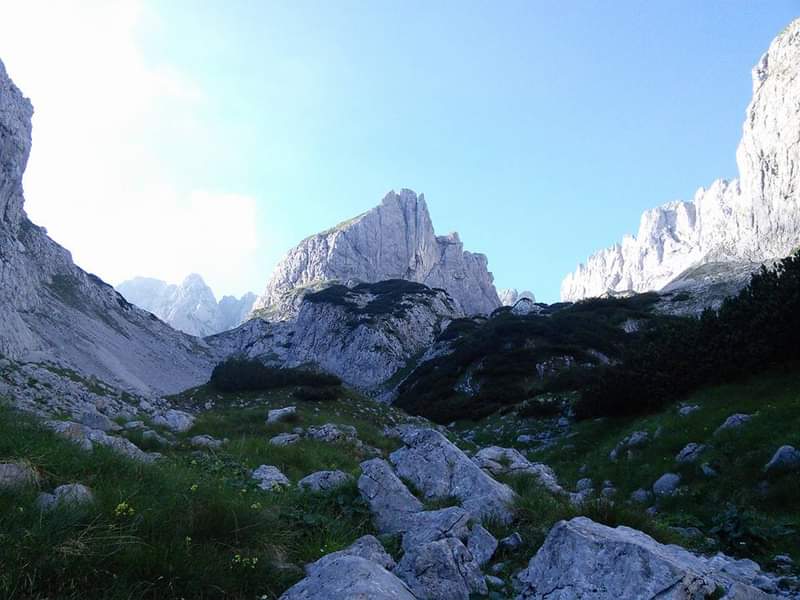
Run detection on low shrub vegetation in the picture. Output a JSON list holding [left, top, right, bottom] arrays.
[[209, 359, 341, 393]]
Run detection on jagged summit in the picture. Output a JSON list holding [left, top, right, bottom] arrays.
[[252, 189, 501, 320], [562, 19, 800, 301], [116, 274, 256, 337]]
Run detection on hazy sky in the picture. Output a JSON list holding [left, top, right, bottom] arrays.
[[0, 1, 797, 302]]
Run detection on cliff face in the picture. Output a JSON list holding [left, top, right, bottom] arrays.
[[562, 20, 800, 301], [251, 189, 500, 320], [117, 275, 256, 337], [0, 59, 214, 395]]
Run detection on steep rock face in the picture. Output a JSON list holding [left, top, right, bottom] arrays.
[[498, 288, 536, 306], [117, 275, 255, 337], [0, 58, 214, 396], [252, 189, 500, 320], [212, 280, 460, 392], [562, 19, 800, 301]]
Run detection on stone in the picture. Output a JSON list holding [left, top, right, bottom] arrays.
[[306, 535, 396, 574], [472, 446, 563, 494], [764, 445, 800, 474], [189, 434, 223, 450], [0, 461, 38, 490], [358, 458, 423, 533], [252, 189, 501, 321], [279, 555, 415, 600], [394, 537, 488, 600], [467, 524, 498, 566], [561, 19, 800, 306], [653, 473, 681, 497], [267, 406, 297, 424], [142, 430, 171, 447], [37, 483, 94, 511], [609, 430, 649, 461], [401, 507, 472, 552], [389, 429, 516, 524], [676, 442, 707, 464], [575, 478, 593, 492], [306, 423, 357, 443], [251, 465, 290, 491], [515, 517, 775, 599], [123, 420, 144, 430], [298, 470, 353, 492], [715, 413, 753, 435], [117, 275, 256, 337], [269, 433, 300, 446], [499, 289, 536, 306], [679, 404, 700, 417], [78, 410, 118, 432], [499, 532, 524, 551], [630, 488, 652, 504], [701, 462, 719, 478]]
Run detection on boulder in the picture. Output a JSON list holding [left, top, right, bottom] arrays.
[[270, 433, 300, 446], [401, 507, 472, 552], [499, 532, 524, 551], [653, 473, 681, 497], [267, 406, 297, 424], [306, 535, 396, 574], [515, 517, 777, 599], [630, 488, 652, 504], [280, 555, 415, 600], [358, 458, 423, 533], [189, 434, 224, 450], [715, 413, 753, 435], [78, 410, 118, 432], [37, 483, 94, 511], [389, 429, 516, 524], [0, 461, 38, 490], [467, 524, 498, 566], [251, 465, 290, 491], [609, 430, 649, 461], [678, 404, 700, 417], [676, 443, 707, 464], [154, 409, 195, 433], [764, 445, 800, 474], [394, 537, 488, 600], [307, 423, 358, 443], [298, 470, 353, 493], [472, 446, 563, 494]]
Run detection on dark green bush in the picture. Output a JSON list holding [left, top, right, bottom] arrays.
[[291, 386, 339, 402], [209, 359, 341, 393]]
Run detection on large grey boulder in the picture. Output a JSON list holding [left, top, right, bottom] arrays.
[[764, 445, 800, 474], [298, 470, 353, 493], [153, 409, 195, 433], [394, 537, 488, 600], [78, 410, 119, 432], [306, 423, 357, 443], [251, 465, 290, 491], [653, 473, 681, 497], [358, 458, 423, 533], [306, 535, 397, 574], [46, 420, 156, 463], [515, 517, 775, 599], [715, 413, 753, 436], [467, 524, 498, 566], [0, 461, 38, 490], [269, 432, 300, 446], [267, 406, 297, 424], [401, 507, 472, 552], [280, 555, 415, 600], [472, 446, 563, 494], [676, 443, 707, 464], [609, 430, 649, 461], [37, 483, 94, 512], [390, 429, 516, 524]]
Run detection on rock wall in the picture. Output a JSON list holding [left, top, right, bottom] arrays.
[[117, 274, 256, 337], [0, 58, 214, 396], [562, 19, 800, 301], [252, 189, 500, 320]]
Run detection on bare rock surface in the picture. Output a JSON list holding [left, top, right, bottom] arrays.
[[358, 458, 424, 534], [297, 470, 353, 492], [472, 446, 563, 494]]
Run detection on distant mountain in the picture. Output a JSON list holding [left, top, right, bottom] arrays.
[[251, 189, 501, 321], [562, 18, 800, 302], [498, 289, 536, 306], [0, 59, 213, 396], [117, 275, 256, 337]]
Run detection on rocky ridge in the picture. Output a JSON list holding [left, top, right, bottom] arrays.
[[251, 189, 501, 320], [562, 19, 800, 302], [116, 274, 256, 337], [498, 288, 536, 306], [0, 58, 214, 400]]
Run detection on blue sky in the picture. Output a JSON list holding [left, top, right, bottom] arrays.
[[2, 1, 798, 302]]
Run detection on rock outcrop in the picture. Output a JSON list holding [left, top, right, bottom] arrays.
[[251, 189, 500, 320], [515, 517, 785, 599], [117, 274, 256, 337], [562, 19, 800, 302], [211, 280, 460, 392], [498, 288, 536, 306], [0, 58, 215, 398]]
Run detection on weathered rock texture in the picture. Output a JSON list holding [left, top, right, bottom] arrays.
[[498, 288, 536, 306], [117, 274, 255, 337], [0, 58, 215, 397], [562, 19, 800, 301], [211, 280, 459, 392], [252, 189, 500, 320]]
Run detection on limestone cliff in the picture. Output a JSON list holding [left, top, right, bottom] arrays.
[[251, 189, 500, 320], [562, 19, 800, 301]]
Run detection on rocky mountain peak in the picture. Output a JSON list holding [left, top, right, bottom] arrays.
[[0, 58, 33, 228], [562, 18, 800, 301], [252, 189, 500, 321]]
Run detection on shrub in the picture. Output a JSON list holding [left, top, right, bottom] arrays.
[[209, 359, 341, 393], [291, 386, 339, 402]]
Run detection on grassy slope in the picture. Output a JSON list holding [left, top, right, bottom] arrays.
[[0, 388, 409, 600]]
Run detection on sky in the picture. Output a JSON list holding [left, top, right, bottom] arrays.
[[0, 1, 797, 302]]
